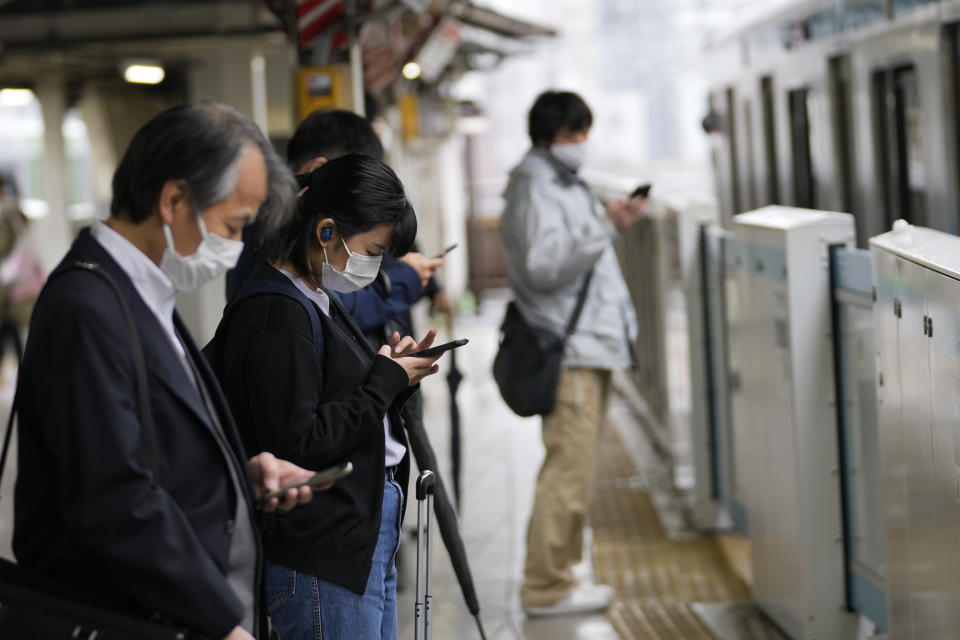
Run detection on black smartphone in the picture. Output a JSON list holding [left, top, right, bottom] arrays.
[[259, 462, 353, 502], [433, 242, 458, 259], [407, 338, 469, 358], [630, 183, 652, 199]]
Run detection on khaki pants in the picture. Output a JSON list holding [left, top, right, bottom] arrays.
[[521, 367, 612, 608]]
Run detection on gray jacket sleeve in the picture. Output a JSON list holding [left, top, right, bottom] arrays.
[[511, 174, 619, 291]]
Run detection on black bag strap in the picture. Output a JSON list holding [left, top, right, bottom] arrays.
[[0, 260, 158, 496], [223, 275, 325, 368], [564, 268, 595, 338]]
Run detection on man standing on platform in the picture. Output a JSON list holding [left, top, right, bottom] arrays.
[[12, 102, 320, 640], [500, 90, 646, 616]]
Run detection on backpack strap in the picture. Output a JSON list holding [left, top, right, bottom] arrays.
[[226, 277, 325, 368], [1, 260, 158, 498]]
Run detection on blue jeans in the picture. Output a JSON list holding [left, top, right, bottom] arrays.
[[267, 472, 403, 640]]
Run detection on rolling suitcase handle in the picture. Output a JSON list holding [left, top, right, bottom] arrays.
[[414, 470, 437, 640]]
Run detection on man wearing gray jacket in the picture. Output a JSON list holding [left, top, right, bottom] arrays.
[[500, 90, 646, 617]]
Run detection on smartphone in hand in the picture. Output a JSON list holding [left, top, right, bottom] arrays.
[[407, 338, 469, 358], [434, 242, 458, 259], [630, 183, 652, 199], [259, 462, 353, 503]]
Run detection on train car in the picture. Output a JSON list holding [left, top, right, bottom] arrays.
[[704, 0, 960, 247]]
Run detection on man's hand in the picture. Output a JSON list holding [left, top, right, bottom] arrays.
[[223, 626, 255, 640], [248, 452, 331, 513], [378, 329, 441, 386], [399, 252, 444, 287], [605, 196, 648, 233]]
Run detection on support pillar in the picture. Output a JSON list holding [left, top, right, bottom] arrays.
[[34, 75, 73, 274], [179, 39, 270, 345]]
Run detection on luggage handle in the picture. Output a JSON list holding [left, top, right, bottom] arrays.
[[415, 470, 436, 640], [416, 470, 436, 499]]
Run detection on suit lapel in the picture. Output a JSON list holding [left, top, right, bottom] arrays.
[[69, 231, 220, 438], [175, 313, 250, 470]]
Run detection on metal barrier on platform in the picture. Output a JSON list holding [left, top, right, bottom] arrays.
[[829, 246, 886, 632]]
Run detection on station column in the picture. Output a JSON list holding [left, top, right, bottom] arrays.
[[34, 74, 73, 273]]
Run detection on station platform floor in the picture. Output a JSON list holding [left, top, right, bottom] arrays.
[[0, 292, 788, 640], [395, 292, 786, 640]]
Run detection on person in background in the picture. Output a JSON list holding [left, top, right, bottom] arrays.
[[0, 173, 42, 374], [13, 102, 323, 640], [500, 90, 647, 616], [226, 108, 443, 311], [205, 153, 440, 640]]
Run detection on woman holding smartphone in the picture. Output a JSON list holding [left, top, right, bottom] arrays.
[[204, 154, 440, 640]]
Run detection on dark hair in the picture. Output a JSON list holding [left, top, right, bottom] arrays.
[[286, 109, 384, 171], [264, 154, 416, 280], [110, 102, 297, 234], [528, 91, 593, 146]]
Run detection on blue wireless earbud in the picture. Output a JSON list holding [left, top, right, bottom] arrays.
[[321, 227, 333, 241]]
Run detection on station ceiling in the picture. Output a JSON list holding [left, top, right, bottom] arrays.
[[0, 0, 553, 92]]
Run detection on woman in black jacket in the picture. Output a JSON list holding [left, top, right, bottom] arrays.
[[205, 154, 440, 640]]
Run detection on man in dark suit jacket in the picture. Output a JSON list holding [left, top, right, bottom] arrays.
[[12, 103, 316, 640]]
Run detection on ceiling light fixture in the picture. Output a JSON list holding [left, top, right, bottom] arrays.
[[401, 61, 423, 80], [123, 63, 165, 85], [0, 88, 35, 107]]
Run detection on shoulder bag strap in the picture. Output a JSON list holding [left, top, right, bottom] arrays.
[[564, 268, 595, 338], [0, 260, 158, 497]]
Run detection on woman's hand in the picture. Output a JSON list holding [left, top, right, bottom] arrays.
[[378, 329, 441, 386]]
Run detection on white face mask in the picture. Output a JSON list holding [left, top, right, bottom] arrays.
[[160, 215, 245, 291], [550, 141, 588, 172], [321, 236, 382, 293]]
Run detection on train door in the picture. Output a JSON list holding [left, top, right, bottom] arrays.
[[788, 88, 816, 208], [726, 87, 742, 214], [948, 24, 960, 232], [760, 76, 780, 205], [743, 99, 758, 210], [830, 56, 858, 234], [874, 66, 927, 227]]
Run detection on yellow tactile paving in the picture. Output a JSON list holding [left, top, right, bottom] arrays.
[[609, 602, 717, 640], [591, 426, 750, 639]]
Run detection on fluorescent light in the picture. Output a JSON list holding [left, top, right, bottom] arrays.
[[123, 64, 165, 85], [0, 89, 35, 107], [401, 62, 422, 80]]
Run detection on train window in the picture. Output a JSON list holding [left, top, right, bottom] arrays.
[[760, 76, 780, 204], [842, 0, 886, 30], [874, 66, 926, 227], [892, 0, 939, 16], [829, 55, 856, 220], [726, 87, 742, 213], [788, 88, 816, 208]]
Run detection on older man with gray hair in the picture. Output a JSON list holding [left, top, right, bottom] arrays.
[[8, 102, 319, 640]]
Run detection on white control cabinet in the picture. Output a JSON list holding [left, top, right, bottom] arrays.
[[733, 206, 855, 639], [871, 224, 960, 639]]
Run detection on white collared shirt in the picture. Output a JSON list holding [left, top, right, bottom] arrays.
[[280, 269, 407, 468], [90, 220, 184, 357]]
